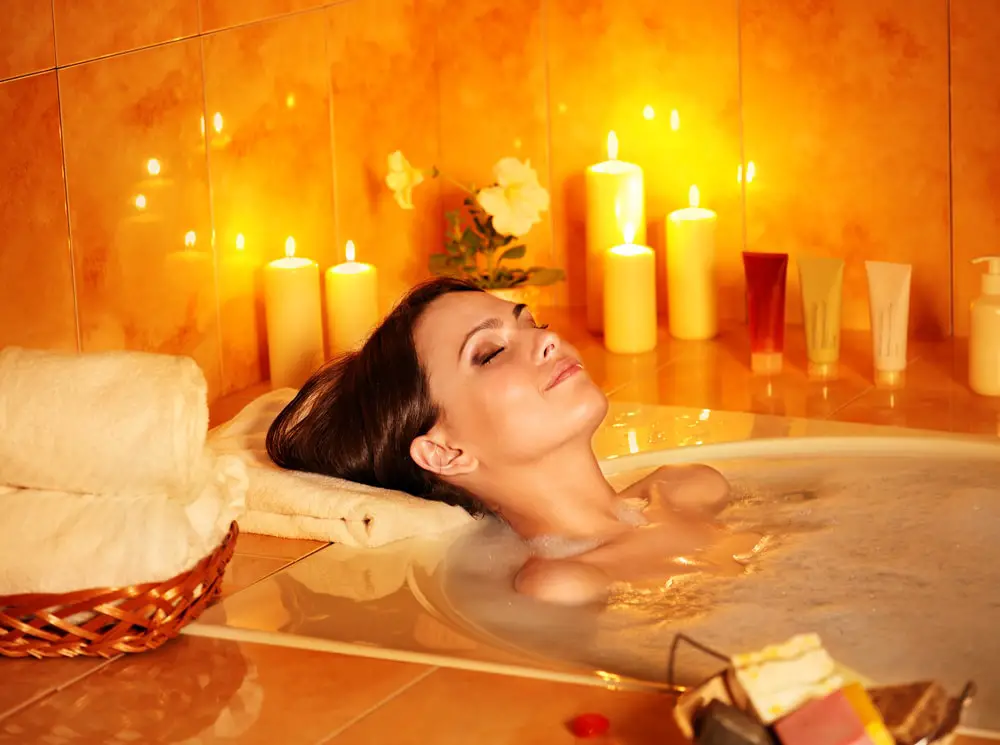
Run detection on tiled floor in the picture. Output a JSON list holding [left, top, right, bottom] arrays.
[[2, 313, 998, 744]]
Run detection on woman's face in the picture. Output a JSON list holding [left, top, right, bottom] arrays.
[[413, 291, 608, 467]]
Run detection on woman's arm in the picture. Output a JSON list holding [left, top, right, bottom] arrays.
[[513, 556, 612, 606]]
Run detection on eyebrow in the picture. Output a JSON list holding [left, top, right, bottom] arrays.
[[458, 303, 527, 361]]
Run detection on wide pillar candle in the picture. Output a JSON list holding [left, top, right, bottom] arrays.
[[264, 237, 324, 389], [665, 185, 718, 340], [603, 228, 657, 354], [585, 131, 646, 333], [325, 240, 379, 355]]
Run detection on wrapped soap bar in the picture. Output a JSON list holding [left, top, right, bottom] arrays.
[[694, 700, 774, 745], [674, 670, 750, 739], [772, 689, 873, 745], [730, 633, 844, 724], [867, 681, 949, 745]]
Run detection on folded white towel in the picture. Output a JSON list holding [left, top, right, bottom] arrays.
[[207, 388, 473, 548], [0, 346, 209, 495], [0, 455, 248, 596]]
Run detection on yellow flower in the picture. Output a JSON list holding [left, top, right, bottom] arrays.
[[477, 157, 550, 237], [385, 150, 425, 210]]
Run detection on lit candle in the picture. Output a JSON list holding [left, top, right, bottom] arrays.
[[585, 131, 646, 333], [665, 185, 718, 340], [603, 224, 657, 355], [263, 236, 324, 389], [325, 240, 379, 355], [163, 230, 212, 293]]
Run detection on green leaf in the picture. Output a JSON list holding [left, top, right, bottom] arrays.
[[428, 253, 453, 274], [460, 227, 482, 253], [521, 267, 566, 286], [498, 245, 526, 262]]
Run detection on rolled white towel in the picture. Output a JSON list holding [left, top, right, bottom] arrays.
[[208, 388, 474, 548], [0, 454, 248, 596], [0, 346, 209, 495]]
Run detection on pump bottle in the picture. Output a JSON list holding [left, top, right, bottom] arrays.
[[969, 256, 1000, 396]]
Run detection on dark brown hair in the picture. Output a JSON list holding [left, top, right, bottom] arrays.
[[266, 276, 486, 515]]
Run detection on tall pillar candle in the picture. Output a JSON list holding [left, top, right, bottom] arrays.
[[585, 131, 646, 333], [325, 240, 379, 355], [264, 237, 324, 389], [603, 226, 657, 354], [665, 185, 718, 340]]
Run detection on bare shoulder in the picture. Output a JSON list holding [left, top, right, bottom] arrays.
[[625, 464, 732, 516], [513, 556, 612, 606]]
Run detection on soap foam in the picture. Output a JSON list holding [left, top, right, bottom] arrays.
[[441, 455, 1000, 730]]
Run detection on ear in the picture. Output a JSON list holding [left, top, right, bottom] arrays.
[[409, 428, 478, 477]]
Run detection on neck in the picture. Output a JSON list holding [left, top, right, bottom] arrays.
[[471, 442, 623, 541]]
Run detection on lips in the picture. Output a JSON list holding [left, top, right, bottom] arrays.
[[545, 357, 583, 390]]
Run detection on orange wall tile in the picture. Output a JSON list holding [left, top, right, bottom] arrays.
[[741, 0, 951, 337], [58, 41, 221, 396], [4, 0, 1000, 403], [202, 12, 336, 393], [327, 0, 443, 314], [547, 0, 743, 318], [52, 0, 199, 66], [0, 73, 77, 351], [950, 0, 1000, 337], [0, 1, 55, 80]]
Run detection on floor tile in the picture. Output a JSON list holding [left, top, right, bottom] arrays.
[[234, 533, 329, 561], [0, 658, 108, 719], [329, 667, 685, 744], [221, 554, 291, 598], [0, 637, 431, 745]]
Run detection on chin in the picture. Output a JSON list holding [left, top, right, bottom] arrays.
[[569, 377, 610, 434]]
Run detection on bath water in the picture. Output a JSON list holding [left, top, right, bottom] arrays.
[[440, 455, 1000, 729]]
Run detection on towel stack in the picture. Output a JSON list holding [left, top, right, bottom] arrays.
[[0, 347, 248, 597], [207, 388, 473, 549]]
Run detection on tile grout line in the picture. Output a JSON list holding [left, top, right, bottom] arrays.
[[312, 666, 441, 745], [0, 654, 121, 723], [50, 0, 82, 353], [0, 0, 357, 87], [196, 34, 226, 392]]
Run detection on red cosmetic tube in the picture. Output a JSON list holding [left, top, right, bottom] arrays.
[[742, 251, 788, 375]]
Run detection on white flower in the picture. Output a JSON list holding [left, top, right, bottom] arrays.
[[476, 157, 550, 237], [385, 150, 425, 210]]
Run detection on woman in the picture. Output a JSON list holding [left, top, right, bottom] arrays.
[[267, 277, 761, 605]]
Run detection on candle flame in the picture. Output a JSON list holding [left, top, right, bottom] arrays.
[[622, 223, 636, 245], [284, 236, 296, 258], [747, 160, 756, 183], [213, 112, 224, 133], [134, 194, 147, 211], [184, 230, 196, 247], [146, 158, 161, 176], [235, 233, 246, 251], [642, 105, 655, 121], [670, 109, 680, 131], [607, 131, 619, 161], [688, 185, 700, 208], [345, 240, 356, 262]]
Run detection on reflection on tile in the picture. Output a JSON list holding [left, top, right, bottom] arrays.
[[0, 637, 431, 745], [52, 0, 198, 66], [740, 0, 951, 336], [0, 73, 76, 351], [199, 0, 328, 33], [234, 532, 328, 561], [221, 554, 290, 598], [833, 347, 1000, 435], [327, 0, 442, 313], [0, 1, 55, 80], [202, 13, 335, 393], [0, 658, 108, 718], [949, 0, 1000, 336], [547, 0, 742, 313], [332, 668, 685, 745], [432, 0, 553, 293], [58, 41, 220, 396]]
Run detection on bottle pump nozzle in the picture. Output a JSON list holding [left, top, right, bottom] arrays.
[[973, 256, 1000, 295]]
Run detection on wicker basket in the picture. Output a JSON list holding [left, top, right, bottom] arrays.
[[0, 521, 238, 659]]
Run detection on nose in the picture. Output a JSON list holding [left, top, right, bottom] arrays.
[[534, 328, 559, 363]]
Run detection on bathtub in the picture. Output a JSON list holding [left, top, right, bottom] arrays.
[[187, 402, 1000, 736]]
